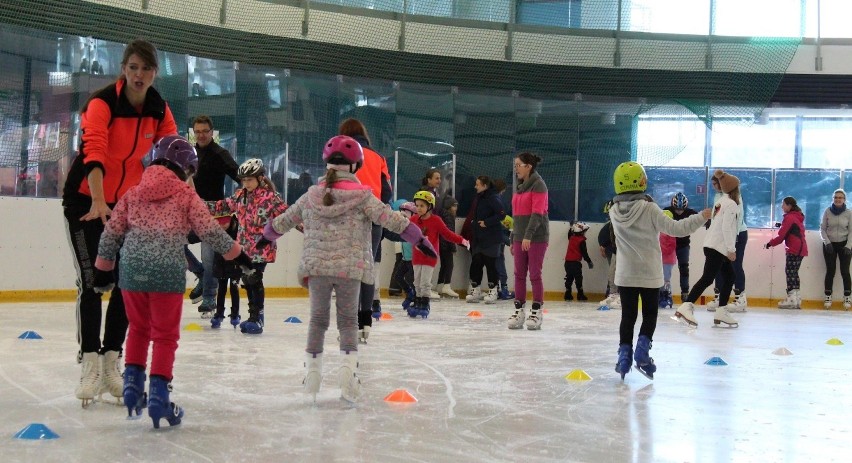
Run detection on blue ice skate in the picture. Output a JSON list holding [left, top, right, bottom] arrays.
[[418, 298, 431, 319], [615, 344, 632, 380], [210, 315, 224, 329], [407, 296, 421, 318], [229, 314, 241, 329], [148, 376, 183, 429], [123, 364, 147, 419], [401, 289, 415, 312], [371, 300, 382, 320], [240, 308, 264, 334], [634, 335, 657, 380]]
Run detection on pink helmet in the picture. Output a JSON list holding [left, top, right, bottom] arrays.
[[323, 135, 363, 171], [152, 135, 198, 174], [400, 202, 417, 215]]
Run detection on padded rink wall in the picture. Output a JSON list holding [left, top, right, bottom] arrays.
[[0, 195, 841, 308]]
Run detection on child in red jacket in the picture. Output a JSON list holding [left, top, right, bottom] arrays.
[[563, 222, 593, 301], [765, 196, 808, 309], [410, 190, 469, 318]]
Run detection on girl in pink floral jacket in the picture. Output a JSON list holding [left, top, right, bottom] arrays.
[[208, 158, 287, 334]]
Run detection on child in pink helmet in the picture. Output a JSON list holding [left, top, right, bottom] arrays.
[[258, 135, 435, 403]]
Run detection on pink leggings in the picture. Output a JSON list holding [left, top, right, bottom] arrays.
[[512, 241, 548, 303], [122, 290, 183, 380]]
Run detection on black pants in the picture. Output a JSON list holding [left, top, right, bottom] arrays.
[[389, 253, 403, 292], [437, 248, 455, 285], [619, 287, 659, 345], [216, 278, 240, 317], [469, 252, 498, 288], [687, 248, 735, 307], [392, 259, 414, 294], [64, 202, 127, 356], [359, 223, 382, 329], [824, 241, 852, 294], [245, 262, 267, 313], [564, 261, 584, 291]]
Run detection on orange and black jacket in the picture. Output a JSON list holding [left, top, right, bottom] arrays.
[[63, 79, 178, 207]]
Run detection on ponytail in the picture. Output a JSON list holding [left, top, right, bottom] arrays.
[[323, 168, 338, 206]]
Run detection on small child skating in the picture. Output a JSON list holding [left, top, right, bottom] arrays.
[[609, 162, 710, 380], [563, 221, 593, 301], [765, 196, 808, 309], [209, 158, 287, 334], [658, 211, 677, 309], [391, 201, 418, 312], [258, 135, 435, 402], [411, 190, 469, 318], [211, 215, 243, 328], [92, 136, 255, 428], [598, 201, 621, 310]]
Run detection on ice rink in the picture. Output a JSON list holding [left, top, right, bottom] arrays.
[[2, 296, 851, 462]]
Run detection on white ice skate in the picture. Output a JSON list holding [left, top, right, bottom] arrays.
[[728, 292, 748, 313], [76, 352, 101, 408], [525, 303, 543, 330], [304, 353, 323, 402], [429, 289, 442, 300], [824, 294, 833, 310], [508, 302, 526, 330], [608, 294, 622, 310], [713, 306, 739, 328], [338, 351, 361, 403], [673, 302, 697, 327], [438, 284, 459, 298], [466, 286, 483, 303], [706, 290, 720, 312], [358, 326, 370, 344], [99, 350, 124, 404], [778, 291, 799, 309], [844, 295, 852, 310], [483, 287, 498, 304]]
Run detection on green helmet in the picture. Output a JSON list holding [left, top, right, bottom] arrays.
[[501, 215, 514, 230], [613, 161, 647, 194], [662, 209, 674, 219]]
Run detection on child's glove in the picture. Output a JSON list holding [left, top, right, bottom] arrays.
[[586, 260, 594, 269], [234, 252, 262, 286], [93, 269, 114, 294], [416, 237, 437, 259], [764, 243, 771, 249], [255, 237, 272, 250], [461, 239, 470, 250], [256, 222, 284, 251]]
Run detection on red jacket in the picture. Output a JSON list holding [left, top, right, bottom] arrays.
[[63, 79, 177, 205], [768, 210, 808, 256], [411, 213, 465, 267]]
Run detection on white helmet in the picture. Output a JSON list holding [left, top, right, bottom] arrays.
[[571, 222, 589, 234], [238, 158, 266, 178]]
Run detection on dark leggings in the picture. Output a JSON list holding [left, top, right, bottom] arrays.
[[437, 248, 455, 285], [785, 254, 804, 292], [359, 223, 382, 329], [619, 287, 659, 345], [469, 252, 498, 288], [713, 230, 747, 292], [216, 278, 240, 317], [823, 241, 852, 295], [688, 248, 735, 307], [564, 261, 584, 291]]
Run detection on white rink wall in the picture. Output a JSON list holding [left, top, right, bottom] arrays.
[[0, 195, 843, 303]]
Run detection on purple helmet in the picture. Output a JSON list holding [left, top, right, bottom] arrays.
[[323, 135, 363, 169], [152, 135, 198, 174], [400, 202, 417, 215]]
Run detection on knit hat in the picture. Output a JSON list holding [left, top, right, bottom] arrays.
[[713, 169, 739, 194]]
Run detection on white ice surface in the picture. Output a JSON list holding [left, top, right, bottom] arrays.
[[2, 298, 852, 462]]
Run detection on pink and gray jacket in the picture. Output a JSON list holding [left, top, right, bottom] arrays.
[[511, 171, 549, 243], [95, 165, 241, 293]]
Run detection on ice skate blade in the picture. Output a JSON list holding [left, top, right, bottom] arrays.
[[80, 398, 94, 408], [635, 364, 655, 380], [671, 313, 697, 328], [712, 320, 739, 328]]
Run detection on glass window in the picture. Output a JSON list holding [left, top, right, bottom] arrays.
[[800, 117, 852, 168], [187, 56, 236, 97], [775, 169, 841, 230], [713, 0, 803, 37], [710, 118, 796, 168], [625, 0, 710, 34], [517, 0, 582, 28], [708, 168, 773, 228], [637, 118, 706, 167], [816, 0, 852, 38], [645, 167, 709, 211]]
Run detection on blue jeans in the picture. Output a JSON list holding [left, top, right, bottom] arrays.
[[201, 242, 218, 304], [184, 246, 203, 275]]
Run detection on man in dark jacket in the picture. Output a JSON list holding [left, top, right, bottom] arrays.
[[188, 115, 240, 315]]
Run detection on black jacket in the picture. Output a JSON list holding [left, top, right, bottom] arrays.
[[471, 187, 507, 257], [663, 206, 698, 249], [193, 141, 239, 201]]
